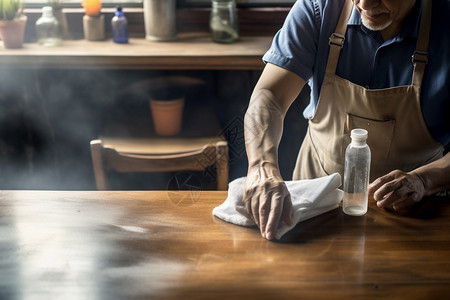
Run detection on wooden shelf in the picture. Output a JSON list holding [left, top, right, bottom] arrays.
[[0, 32, 272, 70]]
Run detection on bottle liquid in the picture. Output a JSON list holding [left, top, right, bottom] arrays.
[[343, 129, 371, 216], [35, 6, 62, 47], [210, 0, 239, 43], [111, 6, 129, 44]]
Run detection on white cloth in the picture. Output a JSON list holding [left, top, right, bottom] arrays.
[[213, 173, 343, 240]]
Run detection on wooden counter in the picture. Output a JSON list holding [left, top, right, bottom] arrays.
[[1, 190, 450, 299], [0, 33, 271, 70]]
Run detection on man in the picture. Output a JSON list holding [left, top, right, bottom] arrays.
[[243, 0, 450, 240]]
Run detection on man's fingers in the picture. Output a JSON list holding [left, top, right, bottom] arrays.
[[281, 195, 293, 226], [258, 193, 271, 238], [369, 170, 405, 195], [373, 179, 403, 202], [265, 192, 286, 240], [368, 177, 386, 194], [251, 196, 260, 229], [376, 181, 419, 209], [369, 173, 395, 193], [377, 192, 407, 208]]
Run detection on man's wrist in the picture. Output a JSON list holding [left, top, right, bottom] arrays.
[[412, 171, 428, 195], [247, 161, 282, 179], [248, 160, 279, 171]]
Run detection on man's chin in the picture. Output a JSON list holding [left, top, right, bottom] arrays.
[[361, 18, 393, 31]]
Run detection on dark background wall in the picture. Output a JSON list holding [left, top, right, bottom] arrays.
[[0, 68, 308, 190]]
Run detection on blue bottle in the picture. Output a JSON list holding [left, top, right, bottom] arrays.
[[111, 6, 128, 44]]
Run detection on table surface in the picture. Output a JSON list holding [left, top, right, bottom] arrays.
[[1, 190, 450, 299], [0, 33, 270, 70]]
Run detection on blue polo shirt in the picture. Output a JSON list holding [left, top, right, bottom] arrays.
[[263, 0, 450, 149]]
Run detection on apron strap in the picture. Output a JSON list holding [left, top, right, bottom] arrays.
[[325, 0, 353, 74], [412, 0, 432, 87]]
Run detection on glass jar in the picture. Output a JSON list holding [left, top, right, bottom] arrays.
[[35, 6, 62, 47], [209, 0, 239, 43]]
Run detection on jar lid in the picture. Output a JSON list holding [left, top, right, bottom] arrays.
[[42, 6, 53, 16]]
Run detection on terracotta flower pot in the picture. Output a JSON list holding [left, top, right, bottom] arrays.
[[149, 97, 185, 136], [0, 15, 27, 49]]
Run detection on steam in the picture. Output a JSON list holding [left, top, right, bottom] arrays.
[[0, 67, 288, 190]]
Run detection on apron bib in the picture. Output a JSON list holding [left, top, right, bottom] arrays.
[[293, 0, 443, 180]]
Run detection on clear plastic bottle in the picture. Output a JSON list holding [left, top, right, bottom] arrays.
[[111, 6, 129, 44], [209, 0, 239, 43], [343, 129, 371, 216], [35, 6, 62, 47]]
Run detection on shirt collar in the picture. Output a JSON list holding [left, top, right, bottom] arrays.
[[347, 0, 422, 42], [348, 5, 363, 27]]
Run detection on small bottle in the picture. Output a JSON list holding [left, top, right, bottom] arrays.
[[210, 0, 239, 43], [111, 6, 129, 44], [35, 6, 62, 47], [343, 129, 371, 216]]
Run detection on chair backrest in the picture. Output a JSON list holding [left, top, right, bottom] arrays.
[[90, 139, 229, 190]]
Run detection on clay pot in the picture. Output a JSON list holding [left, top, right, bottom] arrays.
[[119, 76, 204, 136], [0, 15, 27, 49], [149, 97, 185, 136]]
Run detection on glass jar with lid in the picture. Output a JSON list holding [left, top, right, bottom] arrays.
[[35, 6, 62, 46], [209, 0, 239, 43]]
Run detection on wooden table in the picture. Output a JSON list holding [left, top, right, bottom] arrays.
[[1, 190, 450, 299]]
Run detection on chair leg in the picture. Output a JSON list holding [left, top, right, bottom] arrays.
[[216, 141, 229, 191], [90, 139, 108, 190]]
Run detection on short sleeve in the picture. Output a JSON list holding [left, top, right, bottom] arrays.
[[262, 0, 322, 82]]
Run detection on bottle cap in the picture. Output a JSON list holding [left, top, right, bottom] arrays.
[[115, 5, 124, 16], [351, 128, 368, 142]]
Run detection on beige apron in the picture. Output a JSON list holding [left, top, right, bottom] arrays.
[[293, 0, 443, 181]]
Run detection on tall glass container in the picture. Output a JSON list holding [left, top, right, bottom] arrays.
[[210, 0, 239, 43], [35, 6, 62, 47], [343, 129, 371, 216]]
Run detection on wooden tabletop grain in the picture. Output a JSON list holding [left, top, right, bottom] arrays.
[[1, 190, 449, 299]]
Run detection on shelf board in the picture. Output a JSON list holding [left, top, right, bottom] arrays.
[[0, 32, 271, 70]]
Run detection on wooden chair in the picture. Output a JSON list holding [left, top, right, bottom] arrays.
[[90, 136, 229, 190], [90, 76, 229, 191]]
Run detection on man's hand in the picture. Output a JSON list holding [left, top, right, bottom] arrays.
[[243, 166, 293, 240], [368, 170, 426, 212]]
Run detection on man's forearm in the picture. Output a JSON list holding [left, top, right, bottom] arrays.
[[244, 89, 286, 173]]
